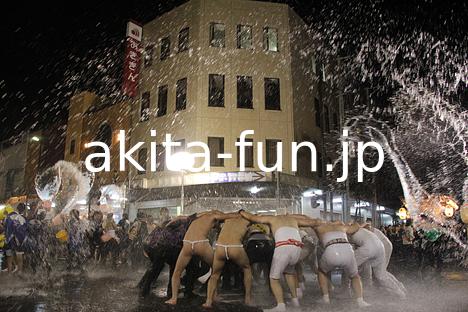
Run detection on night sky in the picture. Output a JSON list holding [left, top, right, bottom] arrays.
[[0, 0, 466, 142]]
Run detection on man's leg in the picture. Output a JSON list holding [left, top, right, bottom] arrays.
[[165, 246, 193, 305], [284, 273, 299, 307], [351, 275, 370, 307], [203, 249, 225, 308], [15, 252, 24, 272], [269, 278, 285, 306], [231, 249, 253, 306], [6, 250, 14, 272], [373, 262, 406, 298], [139, 257, 165, 297], [318, 270, 331, 303]]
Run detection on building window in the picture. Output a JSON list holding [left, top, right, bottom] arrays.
[[157, 85, 168, 117], [208, 137, 224, 167], [144, 45, 154, 67], [176, 78, 187, 111], [70, 139, 76, 155], [208, 74, 225, 107], [138, 148, 147, 174], [264, 78, 280, 110], [263, 27, 278, 52], [314, 97, 321, 128], [266, 139, 281, 167], [156, 145, 165, 171], [324, 105, 330, 132], [237, 138, 254, 168], [178, 27, 189, 52], [210, 22, 225, 47], [160, 36, 170, 60], [237, 76, 253, 109], [140, 91, 150, 121], [237, 25, 252, 49]]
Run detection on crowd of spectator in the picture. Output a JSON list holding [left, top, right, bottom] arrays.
[[0, 201, 170, 276]]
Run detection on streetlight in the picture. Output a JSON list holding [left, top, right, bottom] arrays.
[[167, 152, 194, 215], [31, 136, 40, 142]]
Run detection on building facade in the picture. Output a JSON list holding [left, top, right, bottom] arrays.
[[128, 0, 342, 219], [0, 125, 66, 205]]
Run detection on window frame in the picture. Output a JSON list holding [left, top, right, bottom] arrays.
[[208, 74, 225, 107], [178, 27, 190, 52], [69, 139, 76, 155], [237, 25, 253, 49], [237, 138, 254, 168], [144, 45, 154, 67], [263, 27, 279, 52], [236, 75, 253, 109], [176, 78, 187, 111], [138, 148, 148, 174], [264, 77, 281, 110], [160, 36, 170, 60], [208, 137, 225, 167], [209, 22, 225, 48], [266, 139, 281, 168], [140, 91, 151, 121], [157, 85, 168, 117]]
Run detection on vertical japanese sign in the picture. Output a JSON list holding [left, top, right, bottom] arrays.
[[122, 21, 142, 97]]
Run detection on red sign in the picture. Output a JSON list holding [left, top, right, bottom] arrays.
[[122, 21, 142, 97]]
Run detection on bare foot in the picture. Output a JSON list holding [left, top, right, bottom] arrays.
[[245, 298, 255, 307], [202, 302, 213, 309], [165, 298, 177, 305]]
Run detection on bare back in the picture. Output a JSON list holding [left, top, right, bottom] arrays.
[[268, 215, 300, 234], [314, 222, 358, 241], [217, 217, 250, 244], [184, 214, 217, 240]]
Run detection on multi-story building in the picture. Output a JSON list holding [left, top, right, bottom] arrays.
[[127, 0, 342, 219], [63, 91, 132, 217]]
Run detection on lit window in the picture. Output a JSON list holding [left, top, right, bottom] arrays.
[[237, 25, 252, 49], [210, 23, 225, 47], [263, 27, 278, 52]]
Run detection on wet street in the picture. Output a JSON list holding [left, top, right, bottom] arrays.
[[1, 257, 468, 312]]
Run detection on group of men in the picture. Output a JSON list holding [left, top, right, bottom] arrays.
[[144, 209, 406, 311]]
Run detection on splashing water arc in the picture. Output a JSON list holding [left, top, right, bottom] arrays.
[[35, 161, 94, 214]]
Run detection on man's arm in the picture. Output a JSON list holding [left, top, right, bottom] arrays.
[[239, 210, 272, 224], [346, 222, 360, 235], [295, 217, 324, 228], [213, 211, 239, 221]]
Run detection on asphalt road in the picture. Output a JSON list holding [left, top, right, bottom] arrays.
[[1, 257, 468, 312]]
